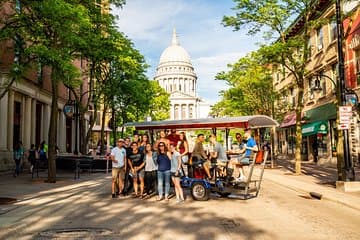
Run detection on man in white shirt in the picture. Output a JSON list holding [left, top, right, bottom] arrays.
[[111, 139, 127, 198]]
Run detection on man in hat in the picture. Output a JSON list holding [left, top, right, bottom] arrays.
[[110, 138, 127, 198]]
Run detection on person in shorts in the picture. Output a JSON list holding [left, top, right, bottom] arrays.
[[111, 139, 127, 198], [230, 132, 258, 182], [169, 144, 184, 203], [128, 142, 145, 198], [209, 134, 228, 177]]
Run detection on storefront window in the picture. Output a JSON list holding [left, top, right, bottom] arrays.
[[317, 134, 327, 156]]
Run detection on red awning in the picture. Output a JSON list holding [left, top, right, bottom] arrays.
[[280, 113, 296, 128]]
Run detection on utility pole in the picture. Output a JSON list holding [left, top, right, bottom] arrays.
[[335, 0, 355, 181]]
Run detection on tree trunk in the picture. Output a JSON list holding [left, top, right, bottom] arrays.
[[85, 104, 97, 152], [79, 114, 86, 154], [100, 105, 107, 155], [47, 71, 59, 183], [295, 85, 304, 175]]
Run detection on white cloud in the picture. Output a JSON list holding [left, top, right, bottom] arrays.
[[112, 0, 261, 104], [193, 52, 246, 104]]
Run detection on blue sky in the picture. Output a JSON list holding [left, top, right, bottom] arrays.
[[113, 0, 261, 104]]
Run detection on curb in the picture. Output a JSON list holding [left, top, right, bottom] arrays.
[[265, 175, 360, 212]]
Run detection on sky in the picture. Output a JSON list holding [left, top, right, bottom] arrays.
[[112, 0, 261, 105]]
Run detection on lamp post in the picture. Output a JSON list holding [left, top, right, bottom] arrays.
[[335, 0, 356, 181]]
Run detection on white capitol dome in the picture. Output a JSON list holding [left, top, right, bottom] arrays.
[[159, 40, 191, 64], [155, 28, 210, 120]]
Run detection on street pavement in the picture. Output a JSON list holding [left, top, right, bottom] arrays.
[[0, 163, 359, 240]]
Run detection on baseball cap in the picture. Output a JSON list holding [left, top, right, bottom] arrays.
[[117, 138, 125, 142]]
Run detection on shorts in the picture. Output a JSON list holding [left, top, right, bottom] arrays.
[[171, 171, 181, 178], [181, 155, 189, 163], [133, 168, 145, 179], [236, 156, 250, 165], [216, 160, 228, 167], [112, 167, 125, 180]]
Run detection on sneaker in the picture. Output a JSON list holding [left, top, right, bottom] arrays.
[[112, 193, 116, 198]]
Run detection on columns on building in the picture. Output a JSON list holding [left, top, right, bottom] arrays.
[[0, 92, 8, 150], [31, 99, 36, 145], [7, 90, 14, 150], [170, 104, 174, 120], [58, 111, 66, 152], [185, 104, 189, 119], [178, 104, 182, 120], [23, 96, 32, 149]]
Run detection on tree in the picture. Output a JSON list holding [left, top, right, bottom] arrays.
[[223, 0, 324, 174], [0, 0, 126, 182], [212, 51, 278, 117], [147, 80, 170, 121]]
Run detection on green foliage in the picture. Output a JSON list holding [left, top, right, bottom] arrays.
[[147, 80, 170, 121], [211, 51, 277, 117]]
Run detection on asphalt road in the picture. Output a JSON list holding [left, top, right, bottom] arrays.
[[0, 173, 359, 240]]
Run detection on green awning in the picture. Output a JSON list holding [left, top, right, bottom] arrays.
[[302, 121, 328, 136], [304, 103, 336, 122]]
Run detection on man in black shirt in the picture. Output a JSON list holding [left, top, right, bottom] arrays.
[[128, 142, 145, 198]]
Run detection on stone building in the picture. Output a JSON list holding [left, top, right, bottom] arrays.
[[154, 29, 210, 120], [274, 1, 360, 166]]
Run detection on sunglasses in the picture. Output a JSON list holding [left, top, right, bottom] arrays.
[[159, 145, 165, 147]]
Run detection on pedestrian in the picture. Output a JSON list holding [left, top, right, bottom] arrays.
[[229, 132, 258, 182], [169, 144, 185, 203], [177, 132, 189, 176], [209, 134, 228, 176], [139, 133, 149, 153], [156, 142, 171, 201], [154, 130, 170, 150], [39, 141, 48, 168], [27, 144, 36, 173], [13, 142, 23, 177], [167, 129, 180, 146], [110, 139, 127, 198], [128, 142, 145, 198], [144, 143, 158, 196], [192, 134, 212, 180]]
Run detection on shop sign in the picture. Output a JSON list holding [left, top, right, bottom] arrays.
[[349, 34, 360, 50], [318, 124, 327, 134]]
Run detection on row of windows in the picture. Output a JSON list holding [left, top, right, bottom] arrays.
[[308, 19, 337, 56], [158, 66, 193, 72], [174, 105, 194, 119]]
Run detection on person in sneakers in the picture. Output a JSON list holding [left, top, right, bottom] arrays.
[[169, 144, 185, 203], [144, 143, 158, 195], [156, 142, 171, 201], [230, 132, 258, 182], [128, 142, 145, 198], [110, 139, 127, 198]]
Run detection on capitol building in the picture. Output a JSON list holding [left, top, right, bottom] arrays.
[[154, 29, 210, 120]]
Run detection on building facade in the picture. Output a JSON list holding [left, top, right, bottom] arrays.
[[274, 1, 360, 166], [154, 29, 210, 120]]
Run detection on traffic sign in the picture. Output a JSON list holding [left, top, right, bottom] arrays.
[[339, 106, 352, 124]]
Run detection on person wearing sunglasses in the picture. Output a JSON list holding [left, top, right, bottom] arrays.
[[156, 142, 171, 201]]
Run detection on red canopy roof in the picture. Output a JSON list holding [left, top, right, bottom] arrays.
[[124, 115, 278, 131]]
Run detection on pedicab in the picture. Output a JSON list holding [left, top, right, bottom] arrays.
[[124, 115, 278, 200]]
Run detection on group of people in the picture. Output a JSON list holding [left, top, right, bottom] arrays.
[[110, 130, 187, 203], [110, 129, 259, 202], [13, 141, 48, 177]]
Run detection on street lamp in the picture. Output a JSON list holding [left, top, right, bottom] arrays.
[[335, 0, 357, 181]]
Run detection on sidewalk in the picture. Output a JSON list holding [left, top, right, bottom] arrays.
[[264, 157, 360, 211]]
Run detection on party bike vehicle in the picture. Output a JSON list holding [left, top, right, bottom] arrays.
[[124, 115, 278, 201]]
